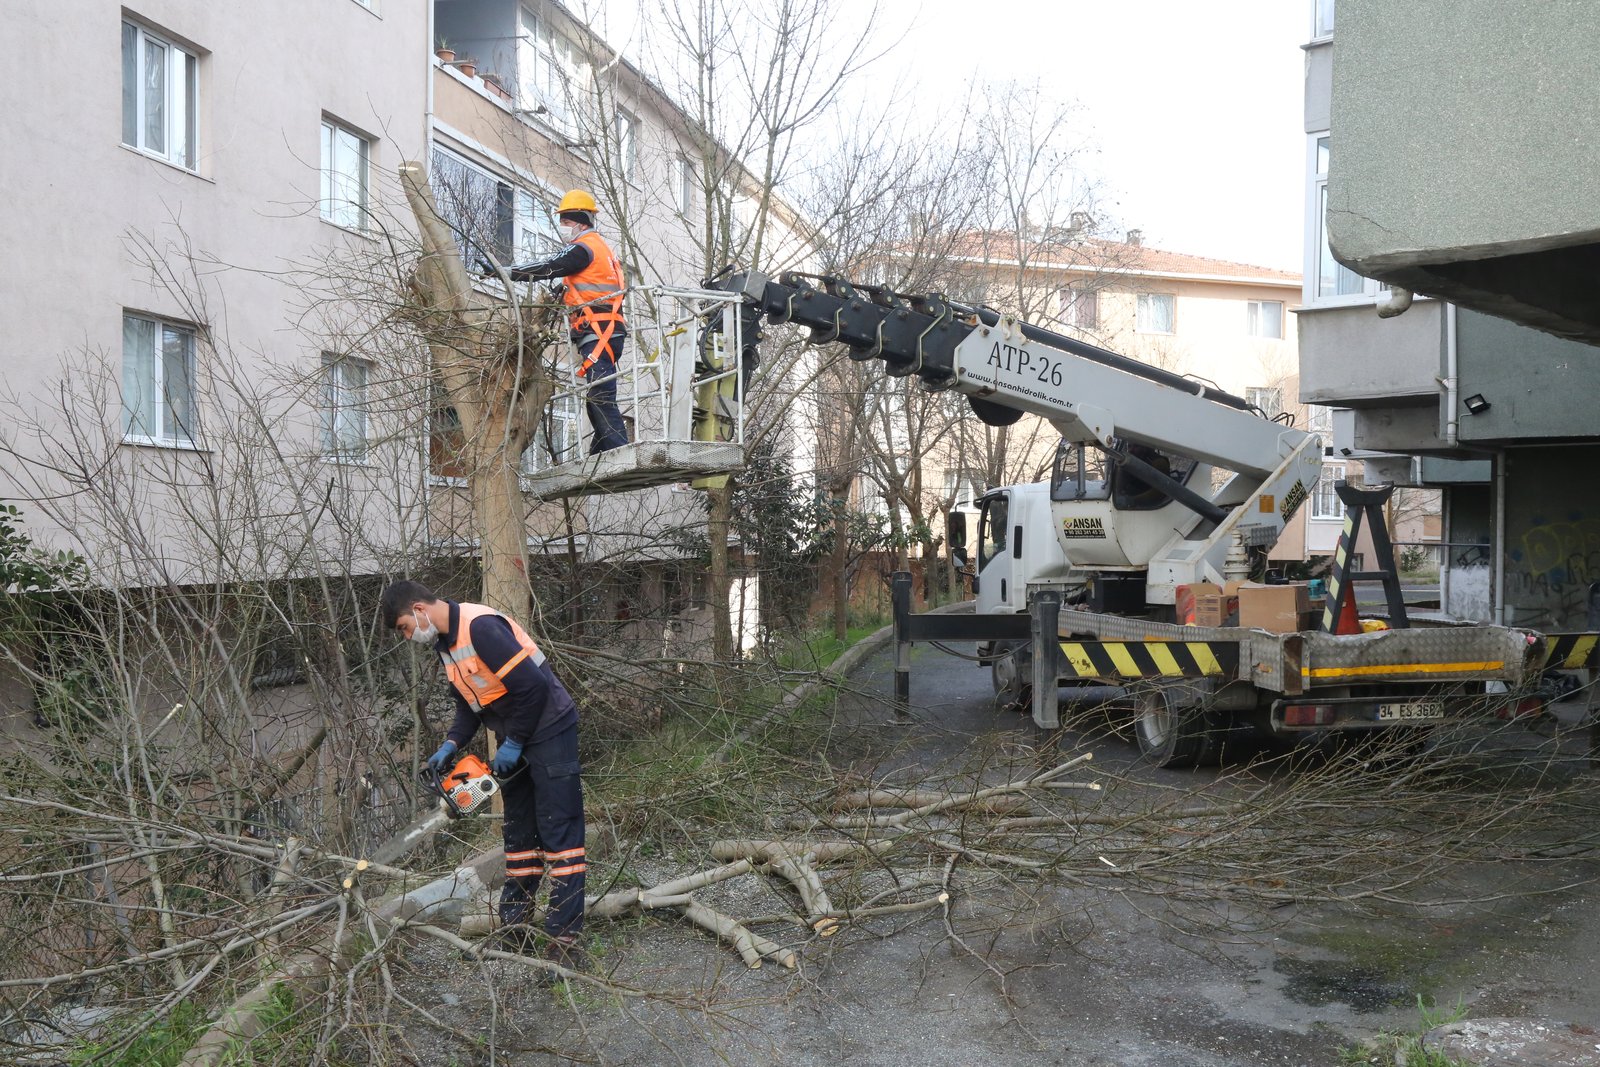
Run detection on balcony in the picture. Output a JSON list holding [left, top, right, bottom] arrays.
[[1327, 1, 1600, 345]]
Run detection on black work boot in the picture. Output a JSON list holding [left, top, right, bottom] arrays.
[[540, 935, 587, 984]]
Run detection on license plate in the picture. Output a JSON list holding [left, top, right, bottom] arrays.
[[1377, 701, 1445, 722]]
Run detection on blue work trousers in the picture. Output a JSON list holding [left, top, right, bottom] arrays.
[[578, 333, 629, 454], [497, 723, 586, 938]]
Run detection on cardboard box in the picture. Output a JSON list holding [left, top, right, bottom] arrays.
[[1176, 582, 1238, 627], [1174, 582, 1216, 626], [1194, 591, 1239, 628], [1238, 582, 1312, 633]]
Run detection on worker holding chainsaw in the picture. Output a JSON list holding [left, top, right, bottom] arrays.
[[493, 188, 630, 455], [381, 580, 587, 968]]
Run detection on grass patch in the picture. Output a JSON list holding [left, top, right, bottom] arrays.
[[70, 1001, 206, 1067], [1338, 996, 1473, 1066], [772, 617, 890, 673], [70, 986, 341, 1067]]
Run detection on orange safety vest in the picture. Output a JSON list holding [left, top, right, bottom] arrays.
[[440, 603, 546, 711], [562, 229, 625, 374]]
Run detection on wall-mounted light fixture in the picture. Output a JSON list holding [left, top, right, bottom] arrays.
[[1463, 393, 1491, 415]]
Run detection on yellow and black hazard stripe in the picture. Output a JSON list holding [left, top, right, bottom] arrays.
[[1543, 633, 1600, 670], [1057, 640, 1239, 680]]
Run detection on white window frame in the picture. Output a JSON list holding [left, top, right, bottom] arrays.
[[1058, 286, 1098, 330], [321, 119, 371, 232], [122, 20, 199, 171], [122, 312, 199, 446], [523, 393, 581, 473], [677, 155, 695, 216], [432, 146, 552, 270], [1304, 133, 1386, 307], [321, 353, 369, 462], [1311, 463, 1347, 520], [518, 7, 578, 136], [943, 470, 981, 511], [514, 187, 559, 263], [1246, 386, 1284, 419], [429, 398, 468, 485], [1135, 292, 1175, 334], [1312, 0, 1335, 40], [1246, 300, 1284, 339], [613, 109, 638, 181]]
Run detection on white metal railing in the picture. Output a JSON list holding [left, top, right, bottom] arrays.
[[524, 285, 748, 472]]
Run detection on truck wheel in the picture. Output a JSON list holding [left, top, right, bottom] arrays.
[[991, 640, 1031, 713], [1133, 684, 1215, 769]]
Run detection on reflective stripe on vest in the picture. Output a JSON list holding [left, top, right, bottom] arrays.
[[562, 229, 626, 334], [440, 603, 546, 710]]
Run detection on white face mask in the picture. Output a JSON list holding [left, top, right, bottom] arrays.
[[409, 607, 439, 646], [562, 221, 583, 240]]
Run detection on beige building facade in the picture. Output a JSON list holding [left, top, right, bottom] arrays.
[[1, 0, 433, 585]]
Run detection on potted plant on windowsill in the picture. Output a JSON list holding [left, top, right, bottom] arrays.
[[435, 40, 455, 63], [457, 57, 477, 78], [482, 73, 512, 102]]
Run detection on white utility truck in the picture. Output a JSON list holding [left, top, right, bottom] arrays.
[[710, 269, 1551, 766]]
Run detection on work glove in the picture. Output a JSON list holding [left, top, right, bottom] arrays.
[[491, 737, 524, 777], [425, 740, 457, 773]]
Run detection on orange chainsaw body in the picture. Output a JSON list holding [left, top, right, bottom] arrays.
[[439, 753, 499, 816]]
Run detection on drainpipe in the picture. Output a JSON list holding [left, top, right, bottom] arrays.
[[1376, 286, 1413, 318], [425, 3, 436, 152], [1440, 302, 1460, 447], [1493, 451, 1507, 627]]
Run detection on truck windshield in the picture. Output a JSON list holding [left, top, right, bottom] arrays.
[[977, 493, 1008, 569], [1050, 441, 1111, 502]]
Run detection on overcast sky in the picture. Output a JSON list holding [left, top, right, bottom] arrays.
[[884, 0, 1310, 272], [598, 0, 1310, 273]]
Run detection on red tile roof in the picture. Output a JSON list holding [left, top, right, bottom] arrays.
[[940, 232, 1300, 284]]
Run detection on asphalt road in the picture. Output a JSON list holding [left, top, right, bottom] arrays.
[[400, 636, 1600, 1067]]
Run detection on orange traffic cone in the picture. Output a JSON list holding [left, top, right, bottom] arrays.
[[1332, 590, 1361, 635]]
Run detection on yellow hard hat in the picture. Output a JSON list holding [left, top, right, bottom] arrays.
[[558, 189, 598, 214]]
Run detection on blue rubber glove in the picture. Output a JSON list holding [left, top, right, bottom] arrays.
[[491, 738, 524, 777], [426, 740, 457, 773]]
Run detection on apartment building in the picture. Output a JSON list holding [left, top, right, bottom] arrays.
[[0, 0, 808, 651], [0, 1, 431, 585], [1299, 0, 1600, 630]]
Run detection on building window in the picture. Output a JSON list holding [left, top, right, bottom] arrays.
[[1309, 135, 1368, 301], [1305, 404, 1334, 435], [613, 110, 638, 180], [1246, 387, 1284, 419], [321, 120, 370, 231], [518, 7, 576, 134], [944, 469, 982, 510], [122, 313, 197, 444], [1247, 300, 1284, 339], [431, 147, 512, 266], [677, 156, 695, 215], [1312, 464, 1346, 519], [121, 21, 198, 170], [1136, 293, 1175, 334], [321, 354, 368, 460], [514, 188, 559, 263], [1313, 0, 1335, 38], [523, 394, 580, 472], [430, 401, 467, 481], [1059, 286, 1099, 329]]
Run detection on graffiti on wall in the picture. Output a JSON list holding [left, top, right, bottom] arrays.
[[1506, 513, 1600, 629]]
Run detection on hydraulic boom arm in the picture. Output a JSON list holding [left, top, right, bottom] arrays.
[[714, 269, 1311, 478]]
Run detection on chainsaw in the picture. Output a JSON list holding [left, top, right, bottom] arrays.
[[418, 753, 500, 818]]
